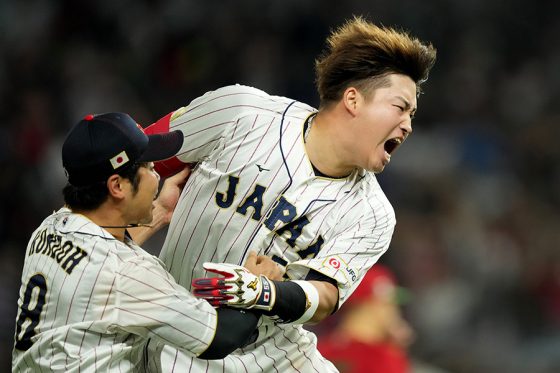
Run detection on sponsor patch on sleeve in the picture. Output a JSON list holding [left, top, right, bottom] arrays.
[[318, 255, 360, 287], [322, 255, 344, 270]]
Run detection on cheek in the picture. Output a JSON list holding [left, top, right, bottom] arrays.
[[136, 174, 158, 200], [364, 107, 392, 129], [144, 171, 158, 188]]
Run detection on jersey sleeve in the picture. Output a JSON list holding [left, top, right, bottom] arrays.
[[113, 255, 217, 357], [285, 198, 396, 310], [145, 85, 268, 176]]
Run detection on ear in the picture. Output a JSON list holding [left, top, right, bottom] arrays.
[[342, 87, 361, 116], [106, 174, 127, 200]]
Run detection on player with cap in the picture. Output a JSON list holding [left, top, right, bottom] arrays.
[[143, 16, 436, 372], [12, 113, 281, 372]]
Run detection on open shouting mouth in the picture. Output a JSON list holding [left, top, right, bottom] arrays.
[[384, 137, 403, 156]]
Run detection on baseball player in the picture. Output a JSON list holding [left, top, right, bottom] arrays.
[[12, 113, 280, 372], [145, 16, 436, 372]]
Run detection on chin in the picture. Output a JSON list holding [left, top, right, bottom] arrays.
[[139, 214, 154, 225], [366, 163, 385, 174]]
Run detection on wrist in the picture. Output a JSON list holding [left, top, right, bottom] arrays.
[[251, 276, 276, 311], [262, 280, 320, 324], [151, 200, 172, 228]]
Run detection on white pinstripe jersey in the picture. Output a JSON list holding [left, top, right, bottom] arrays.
[[149, 85, 396, 372], [12, 208, 217, 372]]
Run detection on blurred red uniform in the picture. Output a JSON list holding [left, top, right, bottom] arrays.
[[318, 265, 413, 373]]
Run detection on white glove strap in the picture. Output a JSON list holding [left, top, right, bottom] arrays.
[[291, 281, 320, 324]]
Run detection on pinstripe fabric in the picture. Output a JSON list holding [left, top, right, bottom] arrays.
[[149, 85, 396, 372], [12, 208, 217, 372]]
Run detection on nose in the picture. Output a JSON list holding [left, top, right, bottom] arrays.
[[401, 119, 412, 137]]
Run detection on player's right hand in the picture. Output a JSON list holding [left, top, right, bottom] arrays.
[[192, 262, 276, 311], [154, 165, 191, 224], [243, 251, 285, 280]]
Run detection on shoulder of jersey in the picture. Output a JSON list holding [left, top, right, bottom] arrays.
[[189, 84, 268, 107], [218, 84, 295, 104], [199, 84, 314, 121], [226, 83, 268, 96], [201, 84, 267, 100], [355, 171, 387, 198], [361, 172, 395, 217], [47, 207, 116, 241]]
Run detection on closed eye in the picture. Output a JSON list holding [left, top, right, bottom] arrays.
[[394, 104, 416, 120], [393, 105, 405, 112]]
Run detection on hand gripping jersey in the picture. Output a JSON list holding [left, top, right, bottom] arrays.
[[12, 208, 217, 372], [147, 85, 396, 372]]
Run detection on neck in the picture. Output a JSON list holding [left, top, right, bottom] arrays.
[[305, 110, 356, 178], [72, 207, 128, 242]]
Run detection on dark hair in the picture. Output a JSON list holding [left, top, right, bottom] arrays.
[[315, 16, 437, 107], [63, 162, 145, 211]]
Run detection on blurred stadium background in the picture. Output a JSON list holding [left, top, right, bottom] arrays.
[[1, 1, 559, 372]]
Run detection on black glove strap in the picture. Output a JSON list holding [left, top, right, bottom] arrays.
[[262, 281, 307, 323]]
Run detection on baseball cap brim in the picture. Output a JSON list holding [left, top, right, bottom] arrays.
[[138, 130, 184, 162]]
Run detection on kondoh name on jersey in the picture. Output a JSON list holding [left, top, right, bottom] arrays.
[[28, 228, 88, 275]]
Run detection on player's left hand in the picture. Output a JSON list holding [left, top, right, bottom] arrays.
[[192, 262, 276, 311], [154, 166, 191, 224]]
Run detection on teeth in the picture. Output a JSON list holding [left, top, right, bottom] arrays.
[[393, 138, 402, 144]]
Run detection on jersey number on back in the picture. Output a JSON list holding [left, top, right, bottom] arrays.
[[15, 273, 47, 351]]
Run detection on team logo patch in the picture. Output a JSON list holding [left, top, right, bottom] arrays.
[[321, 256, 349, 282], [328, 257, 341, 269], [110, 151, 129, 169]]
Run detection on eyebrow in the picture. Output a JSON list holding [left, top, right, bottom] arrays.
[[396, 96, 417, 114]]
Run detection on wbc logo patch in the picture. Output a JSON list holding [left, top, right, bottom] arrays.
[[110, 151, 129, 169]]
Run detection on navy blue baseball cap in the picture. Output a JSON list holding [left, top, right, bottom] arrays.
[[62, 112, 183, 186]]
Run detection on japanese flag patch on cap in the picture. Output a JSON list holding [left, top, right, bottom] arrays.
[[110, 151, 130, 169]]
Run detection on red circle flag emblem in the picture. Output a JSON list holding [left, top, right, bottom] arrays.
[[328, 257, 341, 269], [110, 151, 130, 169]]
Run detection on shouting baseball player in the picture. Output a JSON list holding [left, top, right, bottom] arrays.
[[12, 113, 281, 372], [145, 16, 436, 372]]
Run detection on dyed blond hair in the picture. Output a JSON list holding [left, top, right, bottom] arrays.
[[315, 16, 437, 107]]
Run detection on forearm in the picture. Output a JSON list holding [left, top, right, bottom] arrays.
[[198, 308, 260, 359], [308, 280, 339, 323]]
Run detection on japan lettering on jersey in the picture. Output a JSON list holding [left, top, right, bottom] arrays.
[[147, 85, 396, 372]]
